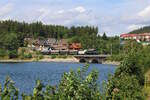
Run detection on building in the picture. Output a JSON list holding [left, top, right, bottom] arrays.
[[69, 43, 82, 50], [120, 33, 150, 45], [51, 39, 68, 50], [25, 38, 83, 55]]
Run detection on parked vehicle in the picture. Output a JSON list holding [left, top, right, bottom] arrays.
[[85, 49, 98, 55], [78, 50, 87, 55], [59, 50, 69, 55], [41, 47, 51, 55]]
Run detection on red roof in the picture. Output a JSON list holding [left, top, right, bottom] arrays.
[[69, 43, 81, 50], [120, 33, 150, 38]]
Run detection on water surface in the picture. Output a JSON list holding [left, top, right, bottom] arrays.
[[0, 62, 116, 94]]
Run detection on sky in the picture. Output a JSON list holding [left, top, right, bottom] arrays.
[[0, 0, 150, 36]]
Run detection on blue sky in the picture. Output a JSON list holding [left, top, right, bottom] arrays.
[[0, 0, 150, 36]]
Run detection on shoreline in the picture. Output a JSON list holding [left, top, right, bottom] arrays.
[[0, 57, 79, 63], [0, 58, 120, 65]]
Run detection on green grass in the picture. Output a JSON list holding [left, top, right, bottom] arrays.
[[144, 70, 150, 100]]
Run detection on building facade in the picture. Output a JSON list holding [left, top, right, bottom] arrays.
[[120, 33, 150, 45]]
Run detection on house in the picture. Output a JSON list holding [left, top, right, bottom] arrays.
[[26, 38, 55, 51], [120, 33, 150, 45], [69, 43, 82, 50], [25, 38, 70, 54], [51, 39, 68, 50], [45, 38, 57, 46]]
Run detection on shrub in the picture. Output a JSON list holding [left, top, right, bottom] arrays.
[[0, 49, 7, 57], [104, 51, 146, 99], [0, 76, 18, 100], [8, 50, 18, 59], [105, 75, 145, 100], [39, 55, 43, 59], [24, 53, 32, 59], [51, 55, 56, 59]]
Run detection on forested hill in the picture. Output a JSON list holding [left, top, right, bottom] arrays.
[[0, 20, 98, 38], [0, 20, 101, 58], [129, 26, 150, 34]]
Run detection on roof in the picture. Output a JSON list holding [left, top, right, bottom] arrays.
[[56, 39, 68, 45], [120, 33, 150, 38], [69, 43, 81, 50], [47, 38, 56, 44]]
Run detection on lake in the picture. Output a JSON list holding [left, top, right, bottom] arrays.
[[0, 62, 116, 94]]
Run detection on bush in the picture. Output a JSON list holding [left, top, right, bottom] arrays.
[[0, 49, 7, 57], [105, 75, 145, 99], [0, 76, 18, 100], [39, 55, 43, 59], [24, 53, 32, 59], [104, 51, 146, 99], [115, 52, 144, 85], [51, 55, 56, 59], [8, 50, 18, 59], [56, 64, 101, 99]]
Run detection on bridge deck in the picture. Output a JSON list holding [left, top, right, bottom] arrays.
[[74, 55, 110, 58]]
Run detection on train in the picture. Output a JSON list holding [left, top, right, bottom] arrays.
[[41, 49, 98, 55]]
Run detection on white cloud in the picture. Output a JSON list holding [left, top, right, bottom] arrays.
[[74, 6, 86, 13], [57, 10, 65, 14], [0, 3, 13, 16], [37, 8, 50, 21], [127, 24, 146, 31], [138, 5, 150, 18], [40, 6, 95, 26]]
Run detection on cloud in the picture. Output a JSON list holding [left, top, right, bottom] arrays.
[[56, 6, 86, 14], [74, 6, 86, 13], [57, 10, 65, 14], [0, 3, 13, 16], [1, 0, 150, 36], [138, 5, 150, 18], [37, 8, 50, 20], [127, 24, 147, 31], [37, 6, 96, 26]]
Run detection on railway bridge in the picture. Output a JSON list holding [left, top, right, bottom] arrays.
[[74, 55, 110, 64]]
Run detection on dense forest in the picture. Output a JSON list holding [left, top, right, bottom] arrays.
[[0, 20, 98, 38], [129, 26, 150, 34]]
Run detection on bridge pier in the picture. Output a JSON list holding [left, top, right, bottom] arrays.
[[74, 55, 109, 64]]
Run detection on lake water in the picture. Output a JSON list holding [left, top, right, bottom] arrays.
[[0, 62, 116, 95]]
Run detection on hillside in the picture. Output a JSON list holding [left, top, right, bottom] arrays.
[[129, 26, 150, 34]]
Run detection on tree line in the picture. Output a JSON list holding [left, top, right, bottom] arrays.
[[129, 26, 150, 34], [0, 20, 98, 38]]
